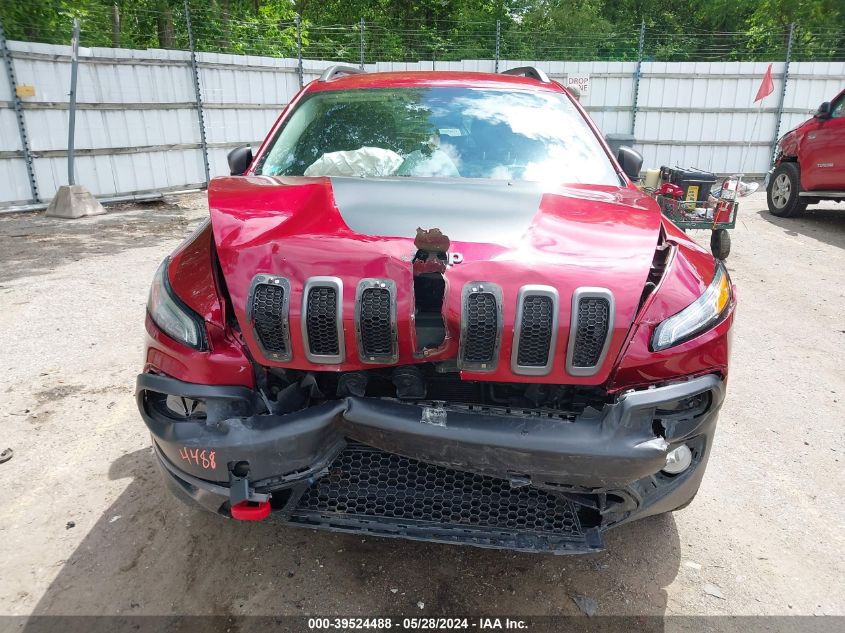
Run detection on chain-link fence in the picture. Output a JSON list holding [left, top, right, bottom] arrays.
[[1, 3, 844, 209], [2, 3, 845, 65]]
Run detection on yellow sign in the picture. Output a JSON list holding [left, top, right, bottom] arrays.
[[685, 185, 699, 202], [16, 84, 35, 98]]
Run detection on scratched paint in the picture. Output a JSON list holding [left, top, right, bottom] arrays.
[[421, 406, 447, 427]]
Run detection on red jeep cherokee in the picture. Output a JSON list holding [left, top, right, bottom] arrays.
[[767, 88, 845, 217], [137, 66, 735, 553]]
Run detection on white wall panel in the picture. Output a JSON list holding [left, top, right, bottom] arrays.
[[0, 158, 32, 203], [2, 41, 844, 207]]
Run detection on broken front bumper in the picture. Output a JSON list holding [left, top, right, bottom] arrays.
[[137, 373, 725, 554]]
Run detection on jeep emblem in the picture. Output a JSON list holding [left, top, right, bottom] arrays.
[[448, 252, 464, 265]]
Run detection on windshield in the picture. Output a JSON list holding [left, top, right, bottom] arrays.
[[255, 87, 620, 185]]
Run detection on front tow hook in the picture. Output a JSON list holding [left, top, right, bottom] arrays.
[[231, 500, 271, 521], [229, 462, 271, 521]]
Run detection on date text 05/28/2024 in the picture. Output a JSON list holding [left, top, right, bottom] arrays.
[[307, 618, 528, 630]]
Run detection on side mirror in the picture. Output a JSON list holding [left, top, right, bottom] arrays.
[[815, 102, 832, 119], [617, 145, 643, 180], [227, 146, 253, 176]]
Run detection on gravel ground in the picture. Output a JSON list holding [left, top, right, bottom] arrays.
[[0, 191, 843, 621]]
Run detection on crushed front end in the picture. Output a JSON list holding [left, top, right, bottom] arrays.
[[138, 367, 725, 554], [136, 181, 734, 554]]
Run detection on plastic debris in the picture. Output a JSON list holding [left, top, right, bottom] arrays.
[[703, 583, 726, 600], [571, 595, 598, 616]]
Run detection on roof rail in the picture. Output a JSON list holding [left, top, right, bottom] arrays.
[[319, 64, 367, 82], [500, 66, 550, 83]]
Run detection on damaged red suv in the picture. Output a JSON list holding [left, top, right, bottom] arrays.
[[137, 66, 735, 553]]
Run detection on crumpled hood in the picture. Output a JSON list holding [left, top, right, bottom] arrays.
[[208, 176, 662, 384]]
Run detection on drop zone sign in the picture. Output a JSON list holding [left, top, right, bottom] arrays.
[[565, 73, 590, 96]]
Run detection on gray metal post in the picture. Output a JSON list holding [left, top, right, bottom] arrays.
[[112, 3, 121, 48], [630, 20, 645, 136], [67, 18, 80, 185], [0, 19, 39, 202], [359, 18, 365, 69], [184, 0, 210, 185], [770, 23, 795, 165], [494, 19, 500, 73], [295, 15, 303, 88]]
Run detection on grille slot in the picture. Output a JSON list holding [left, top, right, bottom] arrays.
[[247, 276, 291, 361], [512, 286, 559, 375], [307, 288, 339, 355], [567, 288, 614, 376], [572, 298, 609, 366], [356, 280, 396, 363], [302, 277, 344, 363], [459, 283, 502, 371], [518, 296, 552, 365], [464, 294, 497, 361], [289, 444, 593, 552]]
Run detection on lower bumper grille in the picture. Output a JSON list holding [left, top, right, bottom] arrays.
[[288, 444, 602, 553]]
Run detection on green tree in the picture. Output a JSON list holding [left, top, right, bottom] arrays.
[[1, 0, 843, 61]]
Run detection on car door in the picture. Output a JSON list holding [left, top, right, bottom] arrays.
[[800, 89, 845, 191]]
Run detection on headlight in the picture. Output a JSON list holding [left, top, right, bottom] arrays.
[[652, 262, 731, 351], [147, 258, 206, 350]]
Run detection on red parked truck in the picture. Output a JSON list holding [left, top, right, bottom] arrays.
[[136, 66, 735, 553], [766, 88, 845, 217]]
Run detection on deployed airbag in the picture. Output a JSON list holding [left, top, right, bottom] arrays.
[[304, 147, 403, 177]]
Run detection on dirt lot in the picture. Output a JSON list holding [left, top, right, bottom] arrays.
[[0, 191, 843, 622]]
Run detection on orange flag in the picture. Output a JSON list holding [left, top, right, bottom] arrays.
[[754, 63, 774, 102]]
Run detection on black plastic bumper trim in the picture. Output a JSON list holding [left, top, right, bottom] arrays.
[[138, 372, 724, 489]]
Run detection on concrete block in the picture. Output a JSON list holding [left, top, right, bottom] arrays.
[[45, 185, 106, 219]]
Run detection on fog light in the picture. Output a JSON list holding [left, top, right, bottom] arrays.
[[662, 445, 692, 474]]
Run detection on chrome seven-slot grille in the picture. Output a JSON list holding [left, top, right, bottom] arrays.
[[247, 276, 611, 373]]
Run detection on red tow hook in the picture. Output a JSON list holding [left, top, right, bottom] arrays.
[[231, 500, 271, 521]]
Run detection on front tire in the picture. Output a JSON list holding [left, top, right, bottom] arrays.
[[767, 162, 806, 218]]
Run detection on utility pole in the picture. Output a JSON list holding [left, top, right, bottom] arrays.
[[45, 17, 105, 218], [67, 18, 80, 185]]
